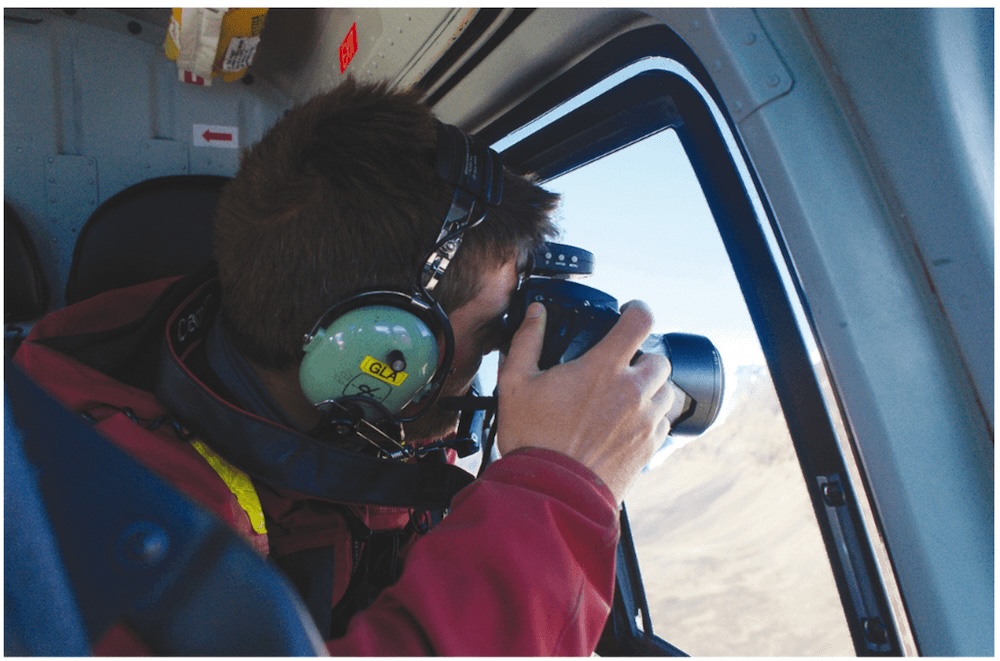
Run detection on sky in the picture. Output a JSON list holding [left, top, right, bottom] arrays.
[[546, 129, 765, 368]]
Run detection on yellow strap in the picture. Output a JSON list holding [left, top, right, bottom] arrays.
[[191, 439, 268, 534]]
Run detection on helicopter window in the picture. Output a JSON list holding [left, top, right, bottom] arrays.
[[478, 25, 909, 653], [543, 128, 853, 655]]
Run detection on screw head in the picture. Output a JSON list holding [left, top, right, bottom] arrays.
[[387, 349, 407, 372], [863, 618, 890, 649], [822, 481, 845, 507]]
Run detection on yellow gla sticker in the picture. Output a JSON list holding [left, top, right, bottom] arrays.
[[359, 356, 408, 387]]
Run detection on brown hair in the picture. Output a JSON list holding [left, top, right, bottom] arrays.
[[213, 79, 559, 369]]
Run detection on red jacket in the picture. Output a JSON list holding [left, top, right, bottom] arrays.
[[14, 276, 620, 656]]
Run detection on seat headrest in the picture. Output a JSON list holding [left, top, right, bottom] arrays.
[[66, 175, 230, 304]]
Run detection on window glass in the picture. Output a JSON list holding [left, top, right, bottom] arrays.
[[543, 129, 854, 656]]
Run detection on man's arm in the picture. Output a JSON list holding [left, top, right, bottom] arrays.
[[323, 299, 673, 655], [328, 447, 619, 655]]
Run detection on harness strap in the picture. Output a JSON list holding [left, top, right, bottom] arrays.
[[190, 438, 268, 535]]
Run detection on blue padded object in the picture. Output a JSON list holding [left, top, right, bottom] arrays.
[[4, 359, 327, 655], [65, 175, 229, 304]]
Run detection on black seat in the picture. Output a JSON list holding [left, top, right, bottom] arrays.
[[5, 202, 50, 325], [65, 175, 229, 304]]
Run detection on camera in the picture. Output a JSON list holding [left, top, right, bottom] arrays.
[[506, 243, 724, 436]]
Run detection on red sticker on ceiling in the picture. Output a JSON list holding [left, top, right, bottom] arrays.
[[339, 22, 358, 74]]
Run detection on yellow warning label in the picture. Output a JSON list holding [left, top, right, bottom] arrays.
[[360, 356, 408, 387]]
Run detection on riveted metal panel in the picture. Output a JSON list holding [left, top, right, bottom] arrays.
[[140, 139, 190, 178], [250, 8, 469, 103], [667, 8, 793, 122], [43, 154, 99, 298], [4, 8, 290, 305]]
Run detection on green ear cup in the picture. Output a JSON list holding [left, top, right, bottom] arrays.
[[300, 305, 440, 421]]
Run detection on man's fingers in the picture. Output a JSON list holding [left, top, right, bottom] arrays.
[[589, 300, 656, 366], [649, 377, 677, 420], [501, 302, 547, 378], [633, 351, 672, 398], [653, 414, 673, 447]]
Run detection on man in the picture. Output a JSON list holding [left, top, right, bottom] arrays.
[[14, 79, 674, 654]]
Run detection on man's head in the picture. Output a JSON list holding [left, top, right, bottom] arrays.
[[213, 79, 558, 438]]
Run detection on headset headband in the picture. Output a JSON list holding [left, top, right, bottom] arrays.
[[421, 121, 504, 294]]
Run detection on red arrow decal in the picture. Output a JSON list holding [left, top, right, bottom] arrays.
[[202, 129, 233, 143]]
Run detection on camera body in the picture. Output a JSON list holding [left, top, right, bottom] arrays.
[[506, 243, 724, 436]]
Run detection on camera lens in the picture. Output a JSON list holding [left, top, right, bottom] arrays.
[[641, 333, 724, 436]]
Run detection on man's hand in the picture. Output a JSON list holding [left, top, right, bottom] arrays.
[[497, 301, 675, 502]]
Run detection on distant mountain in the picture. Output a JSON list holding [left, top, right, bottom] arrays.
[[626, 362, 854, 656]]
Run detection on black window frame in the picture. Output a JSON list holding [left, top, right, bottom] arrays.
[[482, 23, 905, 656]]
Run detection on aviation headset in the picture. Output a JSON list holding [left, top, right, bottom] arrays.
[[298, 121, 504, 440]]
